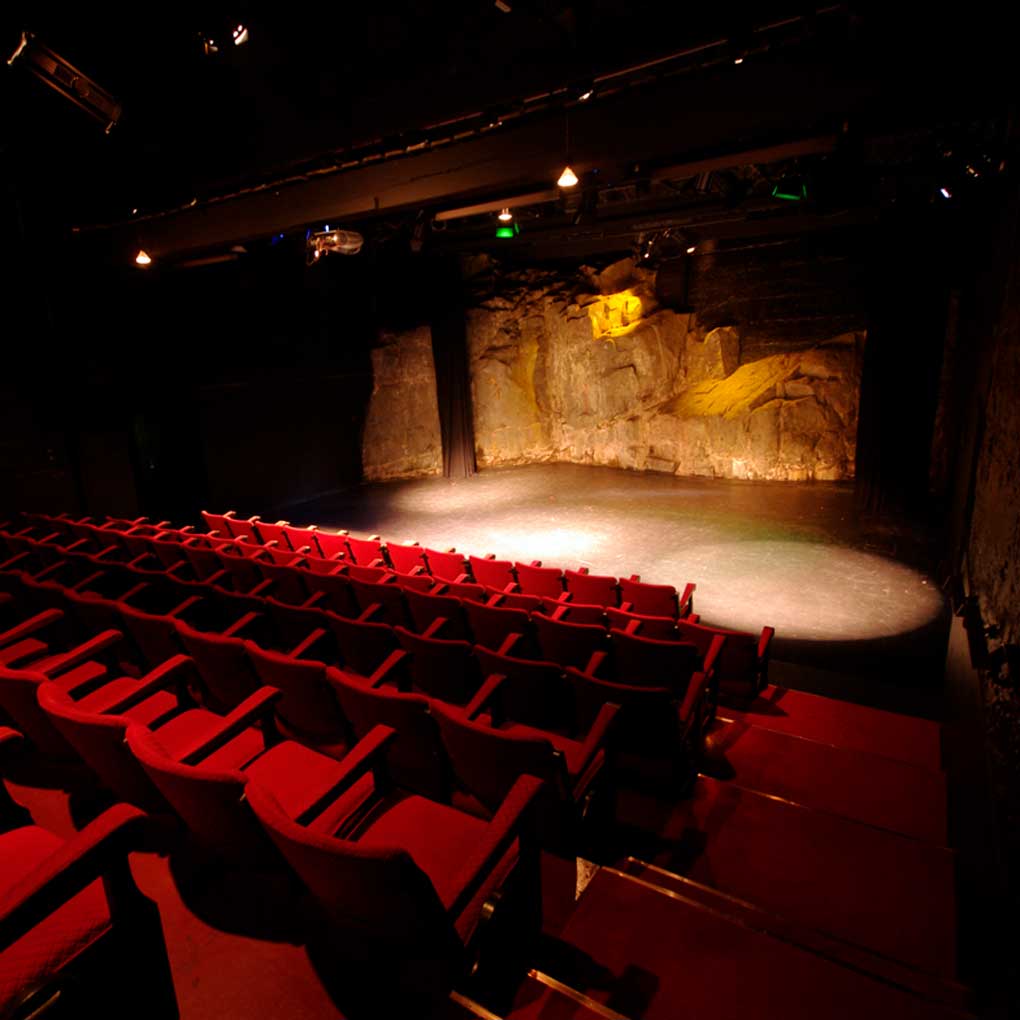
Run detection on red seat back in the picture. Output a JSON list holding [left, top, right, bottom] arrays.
[[422, 548, 468, 582], [244, 644, 349, 753], [513, 562, 564, 599], [393, 627, 482, 705], [618, 577, 679, 618], [609, 629, 700, 693], [563, 569, 619, 607], [37, 682, 167, 809], [468, 555, 515, 589], [533, 613, 608, 671], [126, 724, 270, 859], [174, 622, 261, 711], [385, 542, 427, 574], [605, 606, 679, 640], [326, 668, 450, 800]]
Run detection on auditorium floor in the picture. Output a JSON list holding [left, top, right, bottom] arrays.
[[282, 463, 949, 715]]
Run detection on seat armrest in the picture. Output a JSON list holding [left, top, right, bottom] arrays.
[[0, 804, 170, 947], [677, 670, 705, 728], [0, 726, 25, 761], [464, 673, 506, 721], [678, 582, 696, 617], [179, 686, 283, 765], [422, 617, 449, 639], [40, 630, 124, 679], [445, 774, 544, 920], [757, 626, 775, 663], [289, 628, 330, 661], [293, 725, 398, 826], [248, 578, 274, 597], [101, 655, 196, 714], [222, 612, 260, 638], [0, 609, 63, 648], [167, 596, 203, 619], [368, 649, 409, 689], [583, 649, 609, 677], [357, 602, 386, 623], [577, 702, 620, 768], [496, 632, 523, 657], [702, 634, 726, 676]]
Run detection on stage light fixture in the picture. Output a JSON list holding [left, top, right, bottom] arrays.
[[232, 24, 249, 46], [939, 186, 952, 199], [135, 250, 152, 267], [686, 245, 697, 254], [7, 32, 122, 133], [498, 207, 513, 222], [733, 56, 744, 65], [306, 228, 364, 265], [557, 165, 579, 188]]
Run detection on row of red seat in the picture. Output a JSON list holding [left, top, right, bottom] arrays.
[[2, 528, 728, 718], [0, 500, 775, 1013], [20, 509, 698, 618], [0, 588, 546, 1012], [11, 510, 773, 702]]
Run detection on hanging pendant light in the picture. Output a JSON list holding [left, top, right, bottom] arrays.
[[557, 166, 578, 188], [556, 109, 579, 188]]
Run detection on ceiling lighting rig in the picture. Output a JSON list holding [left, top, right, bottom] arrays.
[[7, 32, 122, 132]]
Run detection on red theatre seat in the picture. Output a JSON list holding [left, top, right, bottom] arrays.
[[513, 562, 565, 599], [673, 618, 775, 703], [124, 688, 349, 864], [563, 568, 620, 608], [393, 626, 483, 705], [245, 726, 543, 1007], [0, 744, 178, 1019], [618, 576, 696, 619]]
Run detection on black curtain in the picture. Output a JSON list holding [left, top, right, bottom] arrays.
[[855, 211, 951, 516], [429, 257, 477, 478]]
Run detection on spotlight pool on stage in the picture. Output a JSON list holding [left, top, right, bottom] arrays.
[[284, 464, 944, 647]]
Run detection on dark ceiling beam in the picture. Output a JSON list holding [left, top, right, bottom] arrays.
[[83, 49, 883, 264]]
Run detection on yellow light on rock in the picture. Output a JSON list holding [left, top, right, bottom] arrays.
[[135, 249, 152, 266], [557, 165, 579, 188]]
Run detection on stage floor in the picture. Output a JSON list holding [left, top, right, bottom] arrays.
[[283, 464, 948, 710]]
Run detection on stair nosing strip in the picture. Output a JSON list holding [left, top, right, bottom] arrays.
[[528, 969, 635, 1020], [601, 865, 973, 1015]]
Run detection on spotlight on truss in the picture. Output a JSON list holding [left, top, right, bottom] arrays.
[[306, 228, 364, 265]]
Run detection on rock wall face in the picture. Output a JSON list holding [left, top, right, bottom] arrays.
[[361, 326, 443, 480], [465, 256, 864, 481]]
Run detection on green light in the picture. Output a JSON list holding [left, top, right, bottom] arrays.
[[771, 180, 807, 201], [495, 222, 520, 239]]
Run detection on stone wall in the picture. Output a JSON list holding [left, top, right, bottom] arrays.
[[361, 326, 443, 480], [465, 255, 864, 481]]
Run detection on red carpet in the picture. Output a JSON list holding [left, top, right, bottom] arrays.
[[617, 775, 957, 978], [519, 869, 964, 1020], [704, 717, 948, 844], [727, 685, 943, 771]]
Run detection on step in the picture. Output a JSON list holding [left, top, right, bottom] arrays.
[[704, 715, 948, 844], [615, 858, 972, 1012], [725, 685, 943, 771], [537, 867, 970, 1020], [614, 775, 958, 978]]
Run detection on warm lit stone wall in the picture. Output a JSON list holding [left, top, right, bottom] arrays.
[[361, 325, 443, 480], [464, 256, 864, 481]]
